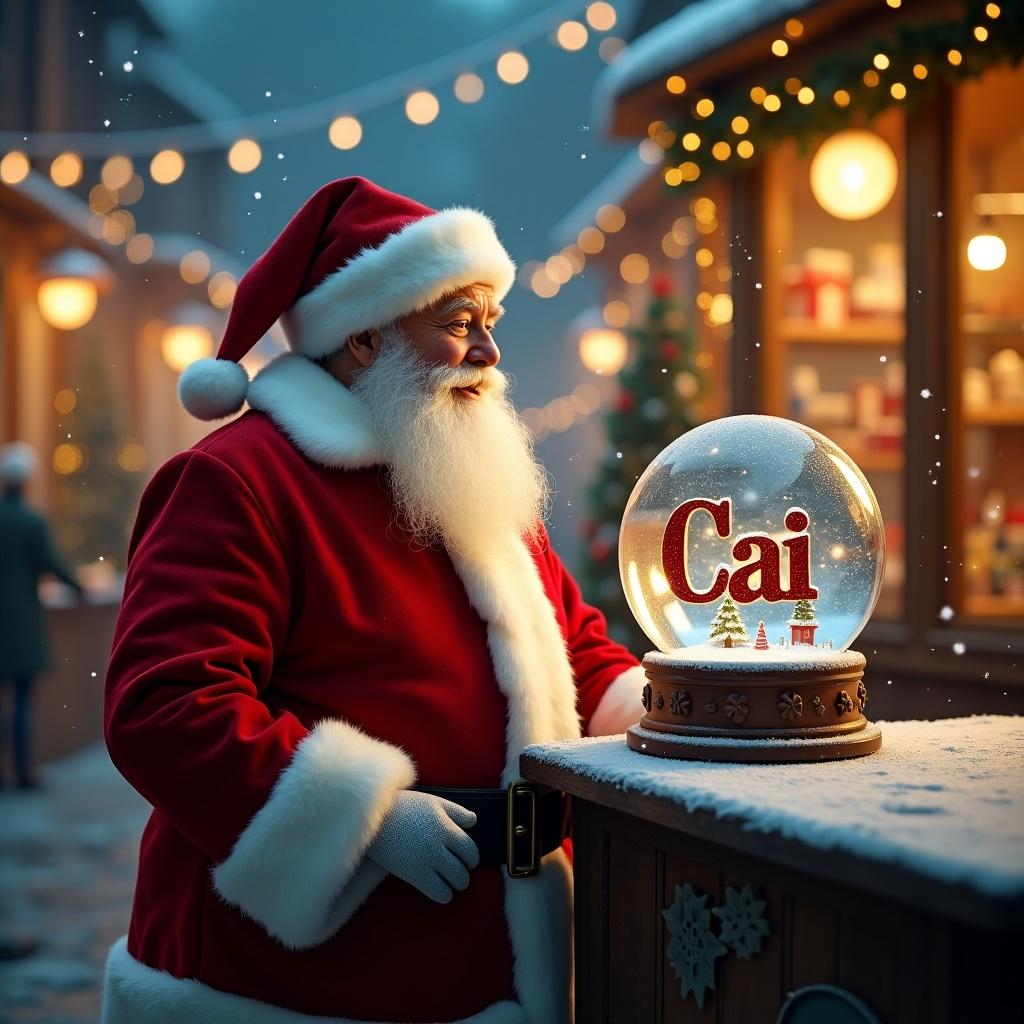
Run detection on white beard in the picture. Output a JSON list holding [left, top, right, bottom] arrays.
[[350, 327, 550, 557]]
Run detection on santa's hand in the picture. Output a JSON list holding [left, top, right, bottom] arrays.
[[366, 790, 480, 904]]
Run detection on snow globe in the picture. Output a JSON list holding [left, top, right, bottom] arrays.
[[619, 415, 884, 762]]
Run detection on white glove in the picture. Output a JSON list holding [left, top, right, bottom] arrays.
[[366, 790, 480, 904]]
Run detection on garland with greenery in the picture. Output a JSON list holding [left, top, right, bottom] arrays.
[[656, 0, 1024, 189]]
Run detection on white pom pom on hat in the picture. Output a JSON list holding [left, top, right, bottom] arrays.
[[177, 358, 251, 422], [177, 176, 516, 421]]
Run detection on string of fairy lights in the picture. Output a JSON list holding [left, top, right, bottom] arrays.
[[0, 1, 623, 303], [653, 0, 1016, 188], [517, 0, 1023, 438]]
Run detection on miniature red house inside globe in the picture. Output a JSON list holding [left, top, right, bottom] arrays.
[[619, 414, 884, 762]]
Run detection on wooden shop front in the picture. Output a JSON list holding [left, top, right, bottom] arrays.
[[580, 0, 1024, 715], [521, 716, 1022, 1023]]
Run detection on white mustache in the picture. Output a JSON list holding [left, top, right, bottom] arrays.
[[427, 363, 504, 396]]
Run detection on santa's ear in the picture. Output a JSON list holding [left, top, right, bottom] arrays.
[[346, 330, 378, 367]]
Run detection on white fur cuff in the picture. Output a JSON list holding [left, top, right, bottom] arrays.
[[587, 664, 646, 737], [212, 719, 416, 950]]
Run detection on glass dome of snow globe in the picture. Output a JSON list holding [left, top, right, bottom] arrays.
[[618, 415, 884, 763]]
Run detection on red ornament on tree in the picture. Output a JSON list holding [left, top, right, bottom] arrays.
[[589, 540, 612, 562], [651, 273, 673, 298], [659, 341, 680, 361], [617, 391, 635, 414], [755, 620, 770, 650]]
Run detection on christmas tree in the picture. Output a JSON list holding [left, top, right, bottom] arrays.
[[754, 620, 769, 650], [791, 599, 817, 623], [708, 596, 749, 648], [579, 274, 706, 649]]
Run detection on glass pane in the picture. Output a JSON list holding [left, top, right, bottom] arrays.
[[762, 108, 906, 619], [955, 65, 1024, 623]]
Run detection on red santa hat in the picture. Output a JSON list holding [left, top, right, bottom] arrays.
[[178, 176, 517, 421]]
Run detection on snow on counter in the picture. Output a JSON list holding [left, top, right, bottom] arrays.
[[523, 716, 1024, 897]]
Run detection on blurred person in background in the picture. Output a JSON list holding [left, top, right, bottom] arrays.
[[0, 441, 85, 790]]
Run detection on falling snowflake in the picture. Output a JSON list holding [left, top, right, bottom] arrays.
[[712, 884, 770, 959], [939, 606, 954, 621], [920, 388, 932, 399], [123, 60, 133, 72], [953, 642, 966, 655], [662, 883, 727, 1009]]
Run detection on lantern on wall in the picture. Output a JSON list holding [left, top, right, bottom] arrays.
[[618, 415, 884, 762], [809, 130, 898, 221], [160, 303, 217, 373], [36, 248, 113, 330], [572, 307, 629, 375]]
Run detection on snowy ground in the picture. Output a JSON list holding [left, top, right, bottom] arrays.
[[0, 744, 148, 1023]]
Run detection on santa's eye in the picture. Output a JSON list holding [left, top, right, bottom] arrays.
[[449, 321, 470, 332]]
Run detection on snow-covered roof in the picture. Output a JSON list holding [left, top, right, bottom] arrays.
[[593, 0, 826, 132], [524, 715, 1024, 899]]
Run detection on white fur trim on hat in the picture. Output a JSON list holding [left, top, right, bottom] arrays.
[[286, 207, 516, 359], [177, 358, 250, 421]]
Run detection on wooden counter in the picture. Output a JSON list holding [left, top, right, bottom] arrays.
[[521, 716, 1023, 1023]]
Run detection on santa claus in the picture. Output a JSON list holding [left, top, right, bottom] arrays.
[[101, 177, 643, 1024]]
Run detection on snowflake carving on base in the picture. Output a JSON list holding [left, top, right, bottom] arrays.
[[712, 884, 771, 959], [662, 883, 727, 1009]]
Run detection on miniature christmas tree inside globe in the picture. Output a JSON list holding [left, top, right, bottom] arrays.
[[620, 415, 884, 659], [618, 415, 885, 763]]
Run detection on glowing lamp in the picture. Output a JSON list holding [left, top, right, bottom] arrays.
[[573, 308, 628, 375], [618, 415, 884, 762], [810, 130, 898, 221], [36, 249, 113, 330], [967, 233, 1007, 271], [161, 304, 217, 372]]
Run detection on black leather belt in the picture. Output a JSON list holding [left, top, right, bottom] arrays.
[[414, 782, 567, 878]]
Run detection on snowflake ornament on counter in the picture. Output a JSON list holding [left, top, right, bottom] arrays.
[[662, 883, 727, 1009], [712, 884, 771, 959]]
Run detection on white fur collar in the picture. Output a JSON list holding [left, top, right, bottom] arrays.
[[246, 353, 383, 469]]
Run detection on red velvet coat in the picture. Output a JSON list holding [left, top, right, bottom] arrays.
[[101, 354, 643, 1024]]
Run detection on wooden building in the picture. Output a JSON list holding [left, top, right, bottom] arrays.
[[566, 0, 1023, 714]]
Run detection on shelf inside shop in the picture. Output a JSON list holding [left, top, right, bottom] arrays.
[[963, 594, 1024, 619], [781, 318, 905, 345], [964, 404, 1024, 426]]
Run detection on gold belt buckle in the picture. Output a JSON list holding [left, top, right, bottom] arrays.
[[506, 780, 540, 878]]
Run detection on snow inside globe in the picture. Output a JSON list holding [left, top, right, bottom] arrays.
[[619, 415, 884, 762], [619, 414, 884, 661]]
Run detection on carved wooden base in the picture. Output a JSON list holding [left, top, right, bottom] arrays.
[[628, 652, 882, 763]]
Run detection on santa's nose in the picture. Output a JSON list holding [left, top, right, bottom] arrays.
[[467, 333, 500, 368]]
